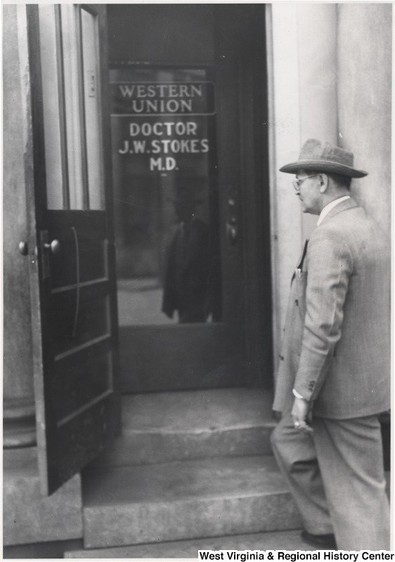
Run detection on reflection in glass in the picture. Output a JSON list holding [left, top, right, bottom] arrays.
[[162, 184, 220, 323], [110, 67, 221, 325]]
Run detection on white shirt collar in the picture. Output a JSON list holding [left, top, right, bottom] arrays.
[[317, 195, 350, 226]]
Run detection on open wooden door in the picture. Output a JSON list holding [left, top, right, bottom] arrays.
[[25, 4, 120, 495]]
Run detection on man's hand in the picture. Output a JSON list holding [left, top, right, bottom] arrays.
[[291, 396, 313, 434]]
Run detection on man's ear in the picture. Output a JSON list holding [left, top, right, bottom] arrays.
[[319, 174, 329, 193]]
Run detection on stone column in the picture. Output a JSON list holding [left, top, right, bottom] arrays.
[[269, 4, 337, 360], [337, 4, 391, 234], [3, 5, 36, 450], [268, 3, 303, 361], [296, 4, 338, 241]]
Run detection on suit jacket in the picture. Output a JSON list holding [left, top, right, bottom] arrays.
[[273, 197, 390, 419]]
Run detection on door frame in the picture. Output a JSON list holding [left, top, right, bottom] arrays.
[[213, 5, 273, 387]]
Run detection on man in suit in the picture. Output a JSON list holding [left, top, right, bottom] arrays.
[[271, 139, 390, 550]]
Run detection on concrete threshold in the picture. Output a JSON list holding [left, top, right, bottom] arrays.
[[92, 388, 276, 467], [82, 455, 301, 549]]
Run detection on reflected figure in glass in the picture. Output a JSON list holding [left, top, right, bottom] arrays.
[[162, 185, 218, 323]]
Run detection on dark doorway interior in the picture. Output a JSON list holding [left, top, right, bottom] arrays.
[[107, 5, 273, 392]]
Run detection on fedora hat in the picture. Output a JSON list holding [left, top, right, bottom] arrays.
[[279, 139, 368, 178]]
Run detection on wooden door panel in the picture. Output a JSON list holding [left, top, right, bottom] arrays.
[[50, 242, 107, 287], [50, 394, 119, 488], [51, 341, 113, 422], [46, 212, 108, 288], [49, 288, 110, 356]]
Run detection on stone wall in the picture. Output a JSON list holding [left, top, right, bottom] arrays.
[[3, 4, 36, 440], [337, 4, 392, 234]]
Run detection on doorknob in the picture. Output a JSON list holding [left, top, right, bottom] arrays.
[[19, 241, 29, 256], [40, 231, 59, 280], [43, 239, 60, 254]]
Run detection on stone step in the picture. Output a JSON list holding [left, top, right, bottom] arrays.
[[92, 388, 276, 468], [81, 455, 301, 549], [65, 529, 316, 558], [3, 450, 83, 546]]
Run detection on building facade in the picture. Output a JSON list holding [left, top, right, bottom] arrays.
[[3, 3, 392, 556]]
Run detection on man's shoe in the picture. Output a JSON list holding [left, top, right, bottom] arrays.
[[301, 530, 337, 549]]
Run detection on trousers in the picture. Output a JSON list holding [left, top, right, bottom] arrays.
[[271, 411, 390, 550]]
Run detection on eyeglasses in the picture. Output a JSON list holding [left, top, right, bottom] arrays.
[[292, 175, 318, 192]]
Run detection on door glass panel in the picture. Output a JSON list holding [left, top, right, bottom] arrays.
[[81, 8, 105, 210], [38, 5, 64, 209], [60, 5, 85, 210], [39, 6, 105, 211], [110, 67, 222, 324]]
